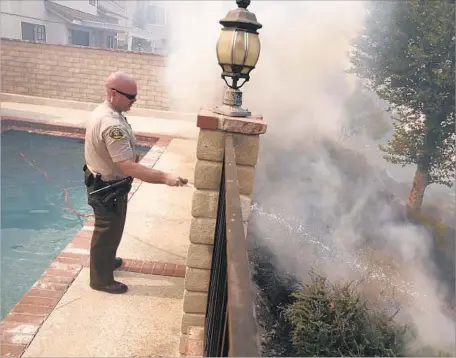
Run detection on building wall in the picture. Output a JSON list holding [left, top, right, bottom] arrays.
[[126, 0, 169, 52], [98, 0, 128, 22], [0, 0, 169, 53], [0, 0, 67, 44], [146, 1, 169, 44], [0, 38, 168, 109], [51, 0, 99, 16]]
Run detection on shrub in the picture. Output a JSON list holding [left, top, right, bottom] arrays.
[[249, 238, 301, 356], [283, 270, 410, 357]]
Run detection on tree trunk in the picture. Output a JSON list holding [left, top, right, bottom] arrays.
[[406, 165, 429, 211], [407, 115, 436, 212]]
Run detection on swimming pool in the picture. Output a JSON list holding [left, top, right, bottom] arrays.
[[1, 131, 93, 318], [1, 130, 151, 319]]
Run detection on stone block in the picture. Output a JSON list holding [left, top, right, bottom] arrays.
[[192, 190, 219, 219], [185, 267, 210, 292], [183, 290, 208, 314], [194, 160, 222, 191], [232, 134, 260, 166], [196, 130, 224, 163], [237, 165, 256, 195], [189, 218, 216, 245], [196, 130, 261, 166], [194, 160, 255, 195], [187, 326, 205, 341], [187, 243, 213, 270], [181, 312, 205, 334], [191, 190, 251, 221]]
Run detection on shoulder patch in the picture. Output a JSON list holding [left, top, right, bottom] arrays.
[[108, 126, 126, 140]]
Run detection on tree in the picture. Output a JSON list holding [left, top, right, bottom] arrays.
[[349, 0, 455, 211]]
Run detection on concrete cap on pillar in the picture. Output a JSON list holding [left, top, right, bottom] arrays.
[[196, 108, 267, 135]]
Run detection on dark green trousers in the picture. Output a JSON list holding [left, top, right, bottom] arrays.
[[85, 171, 128, 287]]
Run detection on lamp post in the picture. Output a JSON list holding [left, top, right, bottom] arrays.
[[213, 0, 262, 117]]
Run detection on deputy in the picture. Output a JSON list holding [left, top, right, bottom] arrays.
[[84, 71, 187, 294]]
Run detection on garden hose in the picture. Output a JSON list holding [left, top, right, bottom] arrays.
[[18, 152, 93, 219]]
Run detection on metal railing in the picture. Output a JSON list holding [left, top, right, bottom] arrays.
[[204, 133, 260, 357]]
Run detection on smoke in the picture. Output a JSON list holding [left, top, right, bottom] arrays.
[[164, 1, 228, 112], [163, 0, 455, 354]]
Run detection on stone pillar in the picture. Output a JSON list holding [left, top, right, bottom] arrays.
[[179, 109, 267, 355]]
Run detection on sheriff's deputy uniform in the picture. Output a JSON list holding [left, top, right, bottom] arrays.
[[83, 100, 136, 292]]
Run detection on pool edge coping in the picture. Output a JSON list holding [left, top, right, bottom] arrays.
[[0, 115, 176, 147], [0, 116, 187, 357]]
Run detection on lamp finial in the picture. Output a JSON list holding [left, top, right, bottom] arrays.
[[236, 0, 251, 10]]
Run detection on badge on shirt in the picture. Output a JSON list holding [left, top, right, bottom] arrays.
[[109, 126, 126, 140]]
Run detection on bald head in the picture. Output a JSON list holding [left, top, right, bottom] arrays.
[[105, 71, 137, 113], [105, 71, 135, 89]]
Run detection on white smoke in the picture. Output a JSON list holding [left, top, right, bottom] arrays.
[[163, 0, 455, 354]]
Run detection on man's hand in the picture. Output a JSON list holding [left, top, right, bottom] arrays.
[[164, 173, 188, 187]]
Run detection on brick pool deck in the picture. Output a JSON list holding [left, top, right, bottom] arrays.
[[0, 101, 197, 356]]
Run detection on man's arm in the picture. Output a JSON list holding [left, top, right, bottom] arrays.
[[116, 159, 167, 184], [103, 125, 187, 186]]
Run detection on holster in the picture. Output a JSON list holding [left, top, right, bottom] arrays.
[[84, 165, 103, 190], [83, 164, 132, 213]]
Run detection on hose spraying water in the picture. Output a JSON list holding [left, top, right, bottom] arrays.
[[18, 152, 93, 220], [251, 203, 422, 307]]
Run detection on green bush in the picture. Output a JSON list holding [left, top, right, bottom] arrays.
[[283, 270, 410, 357]]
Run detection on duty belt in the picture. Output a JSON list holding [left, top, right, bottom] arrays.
[[88, 177, 133, 197], [83, 164, 133, 211]]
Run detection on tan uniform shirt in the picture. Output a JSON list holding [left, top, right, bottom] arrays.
[[84, 101, 136, 181]]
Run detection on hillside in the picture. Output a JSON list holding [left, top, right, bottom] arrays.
[[248, 136, 455, 355]]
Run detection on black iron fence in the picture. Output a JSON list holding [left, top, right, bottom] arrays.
[[204, 133, 260, 357]]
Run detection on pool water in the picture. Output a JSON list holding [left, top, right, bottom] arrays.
[[1, 131, 92, 319]]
